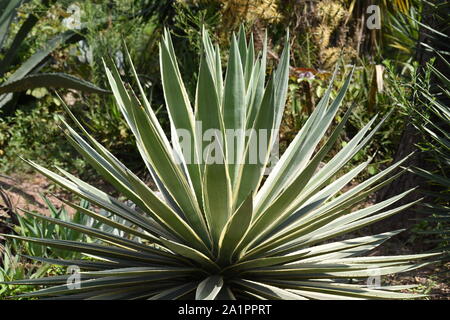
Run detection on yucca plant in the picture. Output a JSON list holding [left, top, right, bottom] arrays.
[[0, 27, 437, 300]]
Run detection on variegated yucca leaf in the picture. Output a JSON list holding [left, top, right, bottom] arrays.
[[0, 27, 437, 300]]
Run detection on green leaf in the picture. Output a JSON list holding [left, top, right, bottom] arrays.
[[0, 73, 110, 95], [196, 275, 224, 300]]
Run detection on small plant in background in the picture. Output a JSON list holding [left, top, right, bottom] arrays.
[[10, 196, 98, 260], [0, 243, 47, 298], [0, 28, 438, 300]]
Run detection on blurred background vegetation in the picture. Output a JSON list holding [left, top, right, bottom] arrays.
[[0, 0, 449, 298]]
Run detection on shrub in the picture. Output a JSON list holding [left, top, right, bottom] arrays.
[[0, 28, 436, 300]]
